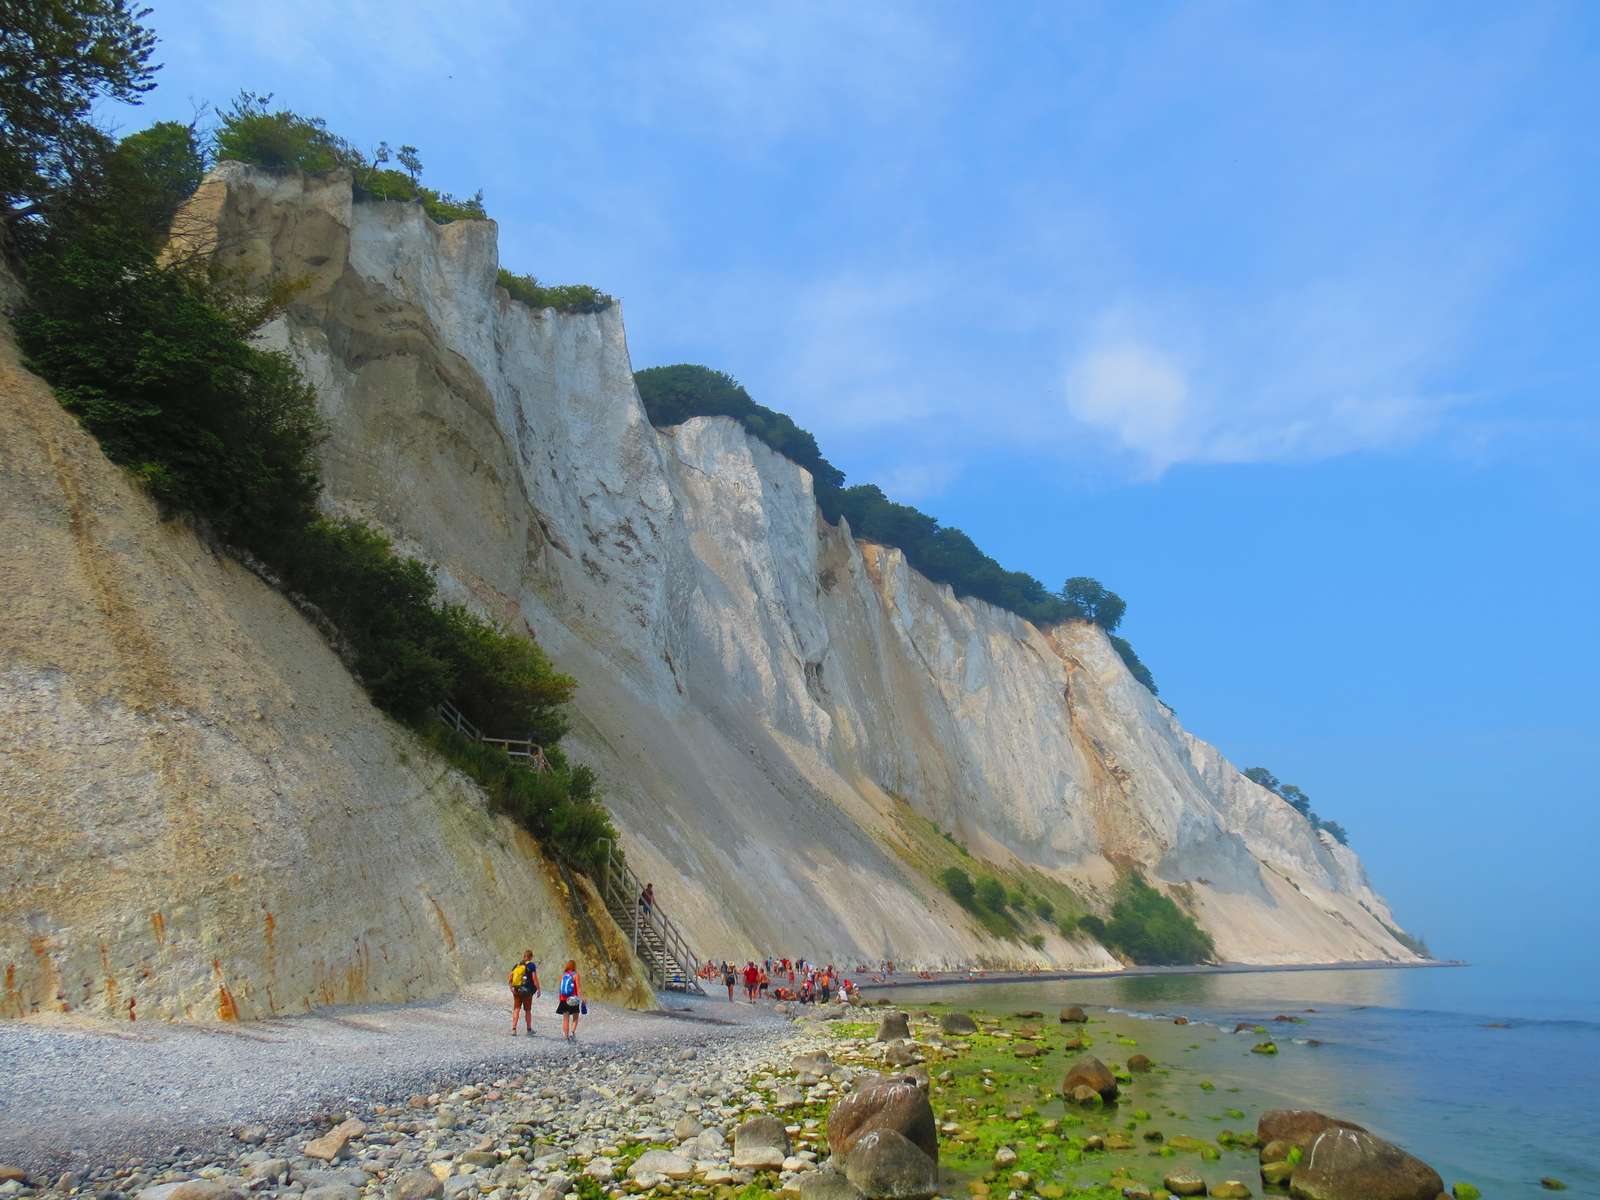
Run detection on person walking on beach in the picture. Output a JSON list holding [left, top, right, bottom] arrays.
[[557, 960, 583, 1041], [509, 950, 540, 1036], [723, 961, 736, 1001], [743, 960, 759, 1001]]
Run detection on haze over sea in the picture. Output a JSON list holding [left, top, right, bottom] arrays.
[[881, 963, 1598, 1198]]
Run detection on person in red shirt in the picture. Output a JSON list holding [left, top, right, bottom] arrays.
[[743, 961, 760, 1001]]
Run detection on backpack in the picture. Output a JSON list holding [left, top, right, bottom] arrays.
[[511, 962, 533, 992], [560, 971, 577, 998]]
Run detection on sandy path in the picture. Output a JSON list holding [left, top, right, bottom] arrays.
[[0, 984, 787, 1176]]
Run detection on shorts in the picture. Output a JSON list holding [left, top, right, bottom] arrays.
[[513, 989, 533, 1010], [556, 998, 579, 1015]]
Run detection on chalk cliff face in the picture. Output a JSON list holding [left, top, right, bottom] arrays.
[[181, 164, 1415, 969], [0, 282, 652, 1021], [1, 162, 1417, 1023]]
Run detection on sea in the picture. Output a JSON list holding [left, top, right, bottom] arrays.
[[878, 960, 1599, 1198]]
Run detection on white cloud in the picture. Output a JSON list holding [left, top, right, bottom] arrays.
[[1066, 341, 1191, 465]]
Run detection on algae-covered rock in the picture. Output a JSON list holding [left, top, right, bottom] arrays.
[[1261, 1162, 1295, 1186], [877, 1012, 911, 1042], [1165, 1171, 1208, 1195], [1213, 1184, 1252, 1199], [1128, 1054, 1153, 1072], [1251, 1042, 1278, 1055], [940, 1012, 978, 1036], [1060, 1007, 1088, 1023], [1062, 1056, 1119, 1102], [1451, 1185, 1480, 1200]]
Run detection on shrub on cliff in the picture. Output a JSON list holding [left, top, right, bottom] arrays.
[[1080, 874, 1215, 965], [214, 93, 486, 224], [498, 268, 614, 315], [940, 866, 976, 906]]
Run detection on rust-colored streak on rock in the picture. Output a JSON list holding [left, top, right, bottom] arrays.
[[426, 894, 457, 953], [150, 911, 166, 946], [216, 983, 238, 1021]]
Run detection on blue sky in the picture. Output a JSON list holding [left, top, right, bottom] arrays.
[[115, 2, 1598, 973]]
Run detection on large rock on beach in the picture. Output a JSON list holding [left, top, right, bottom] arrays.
[[1290, 1128, 1444, 1200], [628, 1151, 692, 1181], [843, 1129, 939, 1200], [1164, 1172, 1208, 1196], [1060, 1006, 1087, 1023], [1060, 1055, 1118, 1102], [1258, 1110, 1365, 1153], [137, 1183, 244, 1200], [733, 1115, 792, 1169], [390, 1173, 443, 1200], [799, 1167, 867, 1200], [876, 1012, 911, 1042], [940, 1012, 978, 1035], [828, 1073, 937, 1161]]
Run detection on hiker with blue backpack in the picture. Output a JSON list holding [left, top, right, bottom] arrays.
[[557, 959, 585, 1041], [509, 950, 540, 1036]]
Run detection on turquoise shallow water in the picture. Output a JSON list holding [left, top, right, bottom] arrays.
[[878, 963, 1599, 1198]]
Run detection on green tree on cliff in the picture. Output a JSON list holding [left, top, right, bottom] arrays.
[[0, 0, 160, 226]]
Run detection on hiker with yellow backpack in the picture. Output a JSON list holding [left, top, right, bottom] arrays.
[[509, 950, 540, 1036]]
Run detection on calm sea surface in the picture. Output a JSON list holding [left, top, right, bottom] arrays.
[[877, 962, 1598, 1198]]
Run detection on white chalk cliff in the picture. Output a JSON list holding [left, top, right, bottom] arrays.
[[0, 165, 1419, 1020]]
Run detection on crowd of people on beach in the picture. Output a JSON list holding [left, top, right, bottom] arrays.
[[693, 956, 913, 1004]]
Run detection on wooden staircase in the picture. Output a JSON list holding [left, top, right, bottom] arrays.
[[598, 839, 707, 995], [435, 700, 705, 995]]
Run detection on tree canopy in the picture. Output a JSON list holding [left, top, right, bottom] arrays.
[[0, 0, 159, 220], [1242, 765, 1349, 844]]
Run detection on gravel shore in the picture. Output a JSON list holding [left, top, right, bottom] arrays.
[[0, 983, 801, 1180]]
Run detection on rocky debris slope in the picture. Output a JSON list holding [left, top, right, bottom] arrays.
[[0, 307, 650, 1022], [165, 163, 1419, 970]]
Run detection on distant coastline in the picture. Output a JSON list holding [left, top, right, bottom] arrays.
[[861, 957, 1464, 992]]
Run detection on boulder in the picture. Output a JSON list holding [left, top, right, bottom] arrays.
[[1540, 1179, 1567, 1191], [137, 1184, 244, 1200], [1069, 1084, 1102, 1105], [304, 1118, 367, 1163], [734, 1115, 792, 1170], [827, 1074, 937, 1162], [1289, 1128, 1443, 1200], [674, 1115, 704, 1142], [245, 1160, 290, 1184], [1060, 1006, 1087, 1023], [798, 1168, 866, 1200], [1258, 1111, 1365, 1154], [884, 1041, 917, 1067], [304, 1186, 359, 1200], [1213, 1184, 1252, 1199], [628, 1152, 692, 1181], [939, 1012, 978, 1036], [1127, 1054, 1152, 1072], [390, 1177, 443, 1200], [794, 1053, 835, 1074], [876, 1012, 911, 1042], [1174, 1016, 1190, 1025], [1164, 1172, 1208, 1196], [1060, 1055, 1118, 1103], [1261, 1163, 1295, 1186], [1014, 1045, 1042, 1058], [843, 1129, 938, 1200], [1261, 1140, 1295, 1164]]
